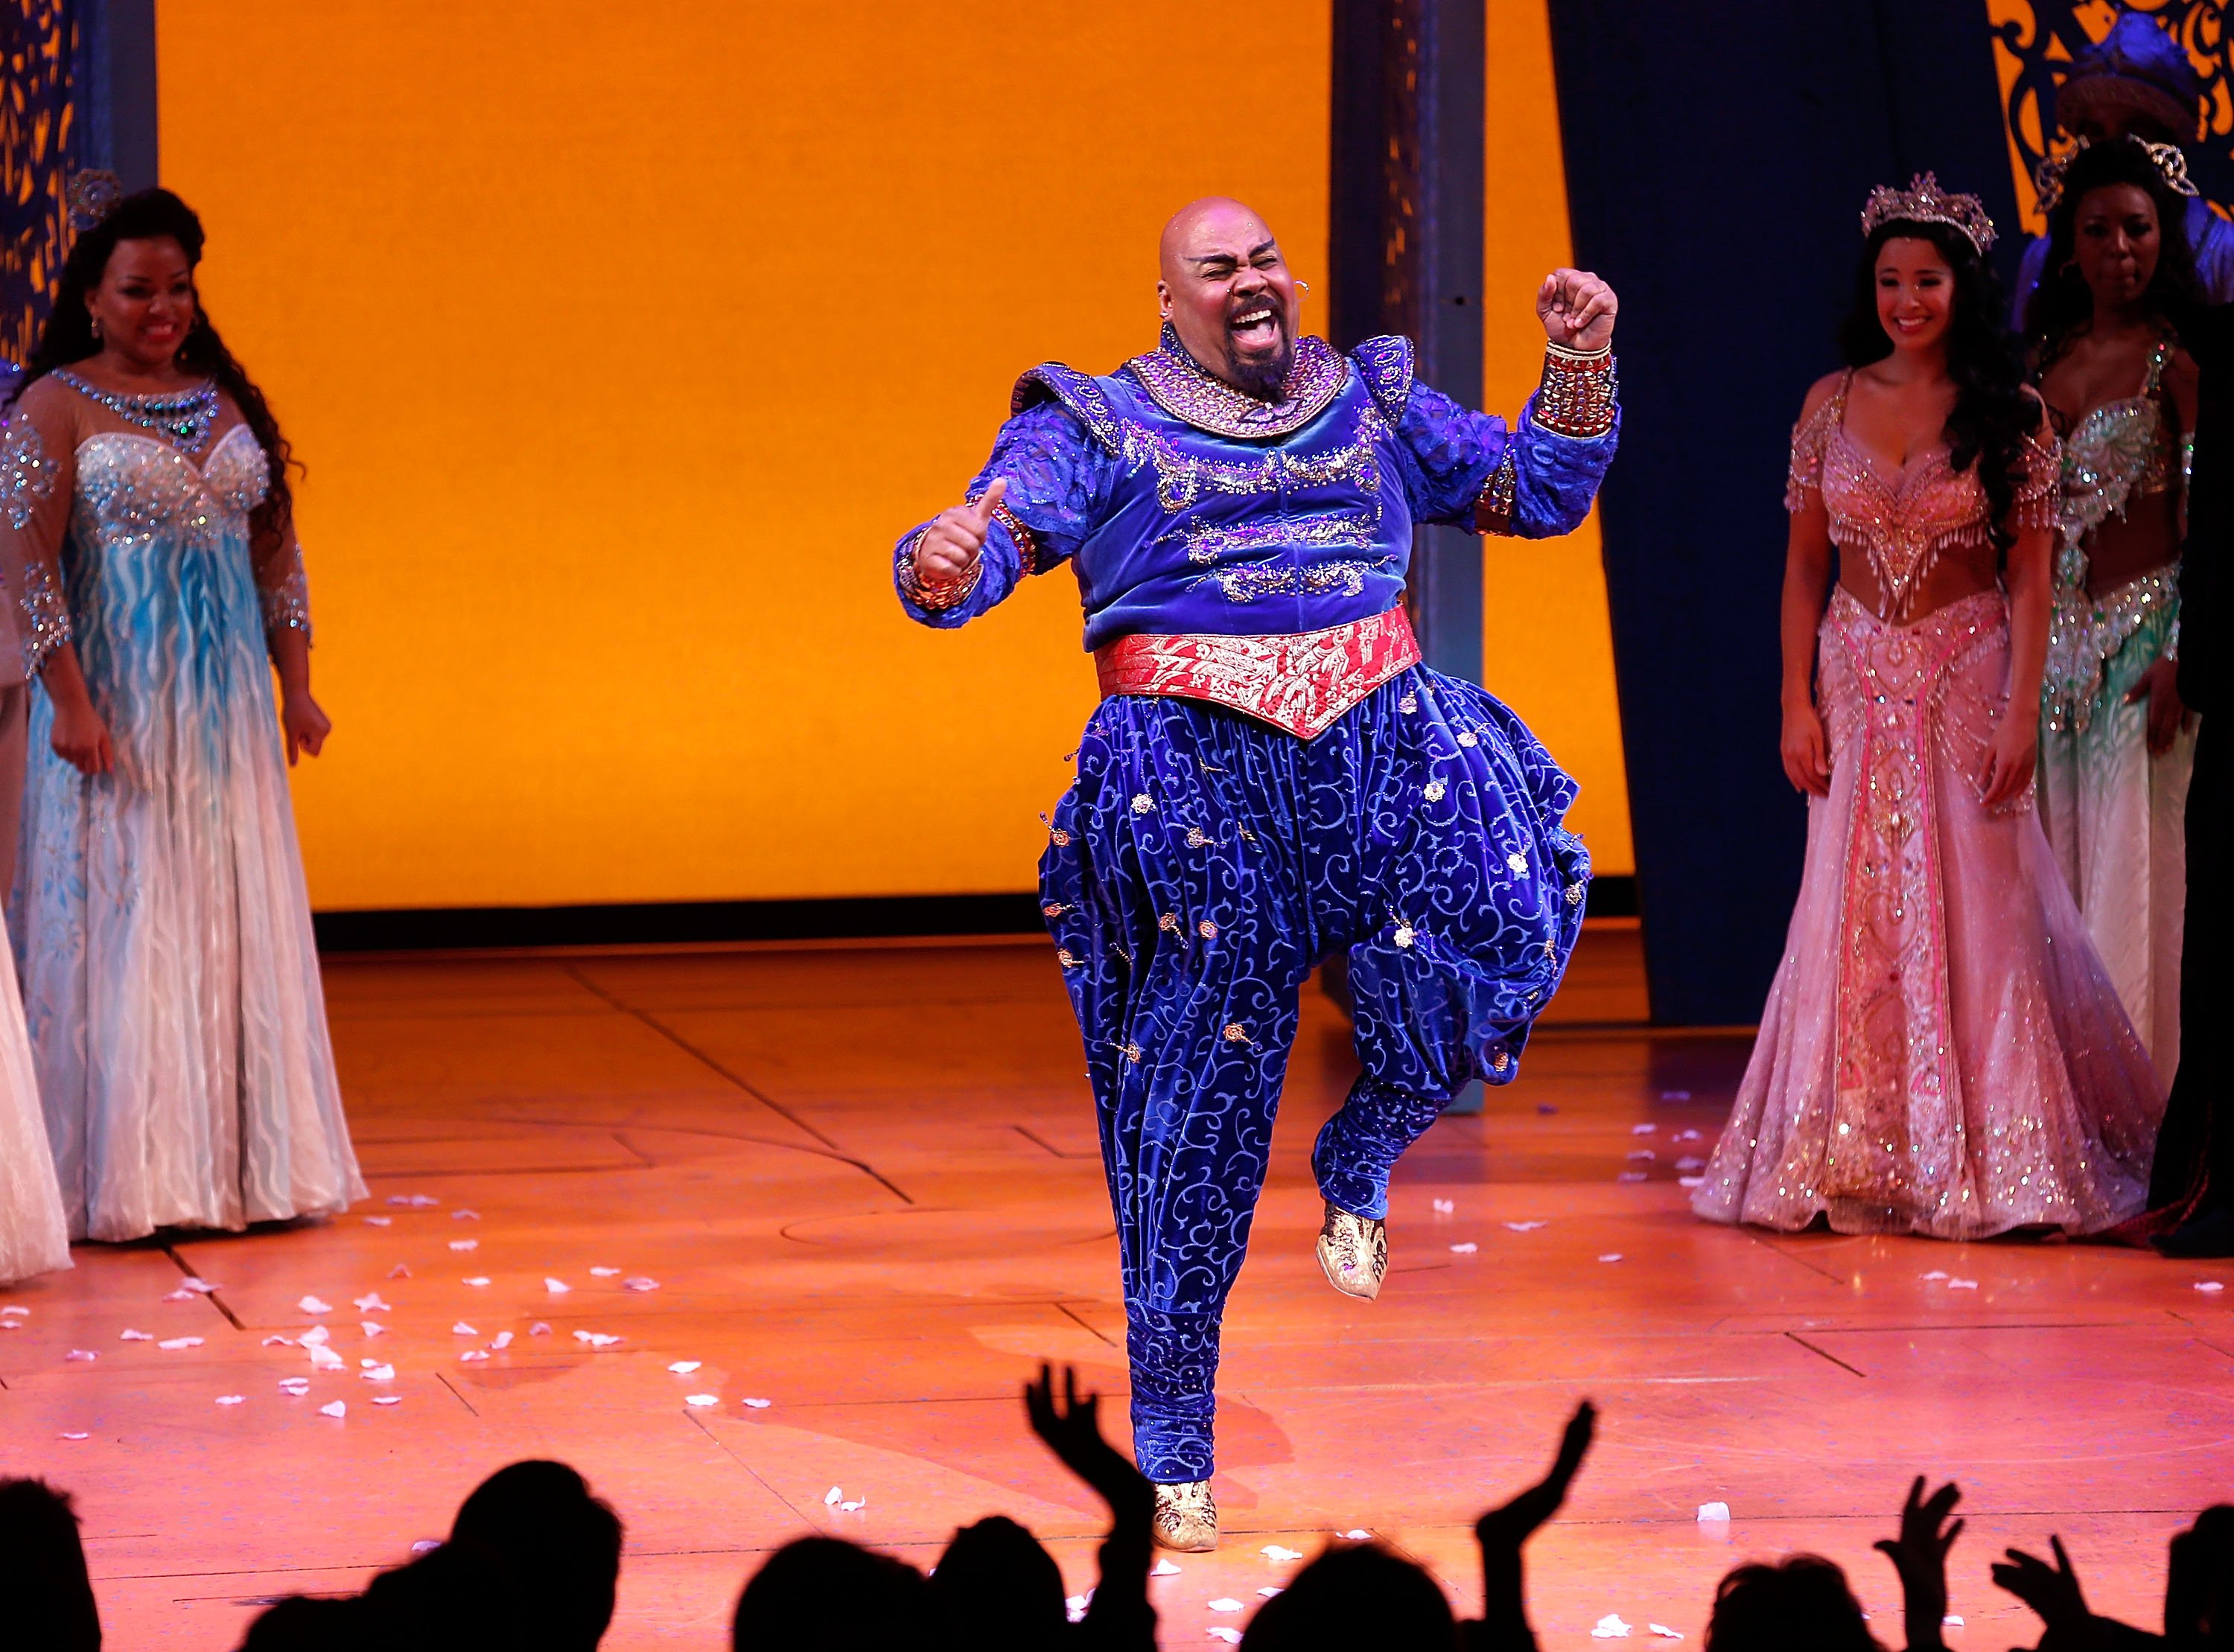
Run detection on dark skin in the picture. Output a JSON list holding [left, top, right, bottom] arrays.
[[44, 235, 331, 776], [2036, 179, 2198, 756], [1781, 238, 2052, 806]]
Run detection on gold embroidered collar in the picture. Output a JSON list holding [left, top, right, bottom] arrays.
[[1124, 328, 1347, 441]]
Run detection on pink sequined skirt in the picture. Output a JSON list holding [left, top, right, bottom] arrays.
[[1695, 589, 2163, 1238]]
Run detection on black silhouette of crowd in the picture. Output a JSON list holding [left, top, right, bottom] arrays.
[[2, 1367, 2227, 1650]]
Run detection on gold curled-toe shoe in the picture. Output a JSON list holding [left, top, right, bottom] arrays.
[[1317, 1202, 1388, 1301], [1152, 1479, 1218, 1551]]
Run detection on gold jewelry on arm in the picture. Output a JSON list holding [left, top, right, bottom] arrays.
[[1533, 342, 1617, 438], [1473, 449, 1519, 536], [986, 498, 1041, 576], [895, 527, 982, 613]]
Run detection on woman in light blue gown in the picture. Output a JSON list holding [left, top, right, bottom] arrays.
[[0, 185, 362, 1241]]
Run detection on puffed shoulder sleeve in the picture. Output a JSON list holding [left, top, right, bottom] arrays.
[[2011, 422, 2060, 533], [893, 382, 1122, 629], [1786, 395, 1836, 512], [1, 378, 80, 677], [1361, 336, 1620, 539]]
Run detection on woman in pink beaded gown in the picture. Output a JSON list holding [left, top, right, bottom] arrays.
[[1695, 176, 2163, 1239]]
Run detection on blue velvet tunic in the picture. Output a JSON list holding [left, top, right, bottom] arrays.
[[896, 332, 1617, 645], [896, 331, 1619, 1484]]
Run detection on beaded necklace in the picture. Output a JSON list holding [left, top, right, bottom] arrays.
[[51, 369, 222, 456]]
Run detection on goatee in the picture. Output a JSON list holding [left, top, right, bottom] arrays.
[[1223, 334, 1294, 401]]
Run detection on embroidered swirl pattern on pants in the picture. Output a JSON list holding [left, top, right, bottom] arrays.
[[1037, 664, 1588, 1480]]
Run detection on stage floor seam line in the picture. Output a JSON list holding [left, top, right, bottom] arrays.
[[686, 1409, 810, 1527], [558, 962, 917, 1206], [1783, 1332, 1870, 1377], [433, 1371, 480, 1417]]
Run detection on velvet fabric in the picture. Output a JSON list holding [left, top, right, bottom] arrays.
[[1041, 666, 1588, 1479]]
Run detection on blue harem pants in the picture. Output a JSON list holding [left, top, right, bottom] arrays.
[[1038, 664, 1590, 1482]]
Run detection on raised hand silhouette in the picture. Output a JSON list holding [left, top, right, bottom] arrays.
[[1023, 1363, 1156, 1650], [1464, 1400, 1597, 1652], [1874, 1476, 1964, 1651], [1991, 1534, 2096, 1651]]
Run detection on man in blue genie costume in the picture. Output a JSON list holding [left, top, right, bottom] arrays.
[[894, 197, 1619, 1550]]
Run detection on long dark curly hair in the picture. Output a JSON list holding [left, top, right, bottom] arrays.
[[4, 188, 296, 543], [1837, 217, 2040, 549], [2023, 135, 2202, 372]]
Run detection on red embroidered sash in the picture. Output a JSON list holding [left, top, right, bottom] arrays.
[[1092, 607, 1421, 739]]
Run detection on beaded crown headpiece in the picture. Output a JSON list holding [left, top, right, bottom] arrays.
[[2032, 134, 2199, 216], [1860, 172, 1997, 256]]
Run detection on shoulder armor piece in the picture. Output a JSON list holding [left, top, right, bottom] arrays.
[[1350, 335, 1415, 421], [1011, 364, 1124, 455]]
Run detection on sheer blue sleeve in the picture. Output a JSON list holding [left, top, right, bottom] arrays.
[[893, 401, 1118, 628], [1394, 378, 1620, 540]]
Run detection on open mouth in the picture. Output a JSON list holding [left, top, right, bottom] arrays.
[[1228, 304, 1284, 352]]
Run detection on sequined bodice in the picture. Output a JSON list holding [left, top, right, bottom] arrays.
[[2053, 337, 2181, 593], [72, 423, 269, 549], [1789, 372, 2057, 619]]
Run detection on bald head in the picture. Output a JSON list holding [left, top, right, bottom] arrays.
[[1156, 197, 1298, 400], [1159, 197, 1278, 286]]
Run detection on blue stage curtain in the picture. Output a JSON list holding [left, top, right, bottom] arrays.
[[1543, 1, 2022, 1025]]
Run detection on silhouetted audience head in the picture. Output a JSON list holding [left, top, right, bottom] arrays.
[[733, 1536, 938, 1651], [1706, 1555, 1880, 1652], [0, 1477, 102, 1651], [929, 1515, 1066, 1648], [360, 1537, 527, 1651], [450, 1459, 623, 1651], [1240, 1542, 1457, 1650], [2168, 1505, 2234, 1648], [235, 1595, 380, 1652]]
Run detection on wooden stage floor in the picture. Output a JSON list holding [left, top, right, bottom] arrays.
[[1, 922, 2229, 1648]]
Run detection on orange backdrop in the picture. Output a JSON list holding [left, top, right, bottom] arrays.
[[156, 0, 1630, 911]]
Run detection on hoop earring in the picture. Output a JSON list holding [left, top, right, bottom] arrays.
[[89, 315, 102, 340]]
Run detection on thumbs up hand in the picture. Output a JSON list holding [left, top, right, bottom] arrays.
[[915, 476, 1008, 590]]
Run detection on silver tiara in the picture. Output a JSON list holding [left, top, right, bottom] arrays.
[[2033, 135, 2199, 216], [1861, 171, 1997, 255]]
